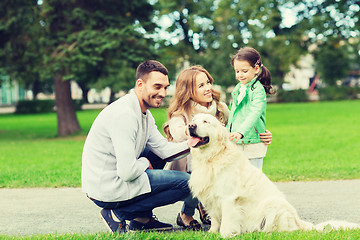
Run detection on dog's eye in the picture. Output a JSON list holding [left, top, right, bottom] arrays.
[[203, 120, 208, 124]]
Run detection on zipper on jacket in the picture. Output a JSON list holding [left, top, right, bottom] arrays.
[[254, 126, 259, 135]]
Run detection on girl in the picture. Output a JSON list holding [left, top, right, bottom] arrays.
[[227, 46, 275, 169]]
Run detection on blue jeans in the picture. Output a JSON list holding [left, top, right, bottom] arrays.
[[91, 149, 198, 221], [249, 157, 263, 170]]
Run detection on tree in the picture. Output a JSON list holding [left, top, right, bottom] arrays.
[[155, 0, 306, 90], [39, 0, 156, 136], [314, 39, 350, 86], [0, 0, 46, 99], [297, 0, 359, 85], [1, 1, 158, 136]]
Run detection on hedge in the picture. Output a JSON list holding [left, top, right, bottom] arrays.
[[15, 99, 83, 114]]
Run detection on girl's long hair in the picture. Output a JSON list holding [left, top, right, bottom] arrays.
[[163, 65, 227, 141], [231, 47, 275, 95]]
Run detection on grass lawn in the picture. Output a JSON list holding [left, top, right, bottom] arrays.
[[1, 229, 360, 240], [1, 100, 360, 239], [0, 100, 360, 188]]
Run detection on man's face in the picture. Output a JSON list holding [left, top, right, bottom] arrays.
[[138, 71, 169, 112]]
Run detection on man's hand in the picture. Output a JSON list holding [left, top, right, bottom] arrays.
[[260, 130, 272, 145], [229, 132, 243, 143]]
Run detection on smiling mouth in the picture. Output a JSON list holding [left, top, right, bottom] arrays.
[[188, 133, 210, 148], [153, 96, 164, 103]]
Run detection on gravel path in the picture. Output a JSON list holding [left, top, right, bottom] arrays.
[[1, 179, 359, 236]]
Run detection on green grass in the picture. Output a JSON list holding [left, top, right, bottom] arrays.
[[0, 110, 100, 188], [1, 100, 360, 188], [1, 228, 360, 239], [1, 101, 360, 239], [264, 100, 360, 181]]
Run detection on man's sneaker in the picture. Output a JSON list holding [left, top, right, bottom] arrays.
[[100, 209, 126, 233], [129, 215, 173, 231]]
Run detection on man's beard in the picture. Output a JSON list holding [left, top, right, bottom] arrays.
[[143, 95, 163, 109]]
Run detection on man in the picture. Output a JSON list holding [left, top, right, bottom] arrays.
[[81, 60, 199, 233]]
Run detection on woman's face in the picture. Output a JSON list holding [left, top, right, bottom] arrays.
[[193, 72, 213, 107], [233, 59, 260, 85]]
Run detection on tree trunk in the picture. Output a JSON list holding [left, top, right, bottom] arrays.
[[32, 79, 41, 100], [54, 75, 81, 136], [77, 81, 89, 104], [82, 87, 89, 104], [108, 89, 115, 105]]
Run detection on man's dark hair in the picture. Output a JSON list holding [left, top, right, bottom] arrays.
[[136, 60, 168, 81]]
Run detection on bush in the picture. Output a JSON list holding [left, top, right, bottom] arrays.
[[16, 100, 55, 114], [276, 89, 308, 102], [318, 86, 359, 101], [73, 99, 84, 111], [16, 99, 83, 114]]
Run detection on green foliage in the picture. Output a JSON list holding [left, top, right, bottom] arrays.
[[318, 86, 360, 101], [155, 0, 306, 89], [0, 0, 45, 94], [40, 0, 158, 94], [276, 89, 308, 103], [1, 0, 160, 135], [314, 39, 351, 86]]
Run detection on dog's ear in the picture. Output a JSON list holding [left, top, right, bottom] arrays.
[[216, 124, 230, 144]]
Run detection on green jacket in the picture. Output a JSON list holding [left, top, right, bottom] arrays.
[[226, 78, 267, 144]]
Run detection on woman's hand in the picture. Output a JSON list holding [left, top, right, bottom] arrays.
[[229, 132, 243, 143], [260, 130, 272, 145], [146, 158, 153, 169]]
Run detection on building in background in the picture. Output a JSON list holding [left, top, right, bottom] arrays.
[[0, 75, 26, 105], [283, 54, 316, 91]]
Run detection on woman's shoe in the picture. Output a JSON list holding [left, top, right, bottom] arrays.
[[176, 213, 202, 231], [197, 203, 211, 225]]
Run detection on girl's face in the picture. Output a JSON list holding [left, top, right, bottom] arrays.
[[193, 72, 213, 107], [233, 59, 260, 85]]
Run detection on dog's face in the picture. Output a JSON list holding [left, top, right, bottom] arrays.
[[187, 113, 227, 148]]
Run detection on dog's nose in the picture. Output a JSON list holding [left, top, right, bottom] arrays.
[[188, 123, 197, 137], [188, 123, 196, 130]]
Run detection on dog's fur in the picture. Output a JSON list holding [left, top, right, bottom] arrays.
[[187, 113, 359, 237]]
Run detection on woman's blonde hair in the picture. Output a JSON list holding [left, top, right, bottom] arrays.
[[163, 65, 227, 141]]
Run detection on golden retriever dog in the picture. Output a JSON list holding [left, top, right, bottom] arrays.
[[187, 113, 359, 237]]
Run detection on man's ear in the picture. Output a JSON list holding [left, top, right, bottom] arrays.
[[136, 79, 143, 89]]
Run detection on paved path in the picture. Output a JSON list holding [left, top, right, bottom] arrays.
[[1, 180, 359, 236]]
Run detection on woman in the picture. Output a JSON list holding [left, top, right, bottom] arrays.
[[163, 65, 272, 229]]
